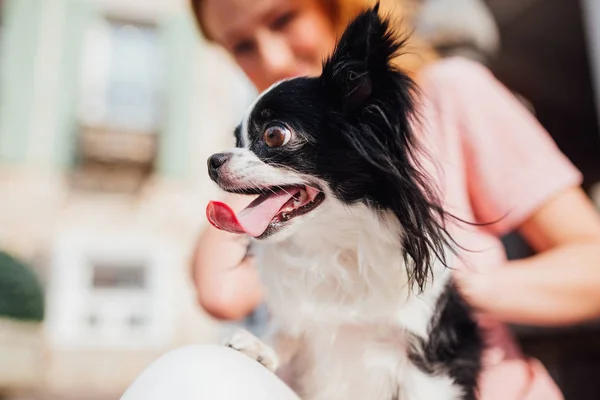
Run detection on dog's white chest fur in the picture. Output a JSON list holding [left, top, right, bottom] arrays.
[[296, 324, 460, 400], [252, 204, 462, 400]]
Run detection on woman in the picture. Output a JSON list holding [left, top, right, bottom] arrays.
[[129, 0, 600, 399]]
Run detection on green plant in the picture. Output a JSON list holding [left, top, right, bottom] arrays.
[[0, 251, 44, 321]]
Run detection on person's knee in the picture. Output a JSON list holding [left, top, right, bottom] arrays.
[[121, 344, 299, 400], [122, 345, 243, 400]]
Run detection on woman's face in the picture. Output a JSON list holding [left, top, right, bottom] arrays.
[[201, 0, 338, 92]]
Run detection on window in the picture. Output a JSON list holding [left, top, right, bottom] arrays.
[[91, 263, 147, 289], [46, 234, 176, 349], [86, 262, 150, 333], [73, 17, 164, 192], [79, 19, 163, 132]]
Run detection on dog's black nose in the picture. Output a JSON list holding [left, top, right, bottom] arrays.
[[208, 153, 231, 181]]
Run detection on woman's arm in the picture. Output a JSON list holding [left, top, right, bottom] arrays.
[[191, 193, 264, 320], [456, 186, 600, 326]]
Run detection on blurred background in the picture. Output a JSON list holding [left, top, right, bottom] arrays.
[[0, 0, 598, 399]]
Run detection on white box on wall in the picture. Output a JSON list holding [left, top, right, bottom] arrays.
[[46, 231, 177, 350]]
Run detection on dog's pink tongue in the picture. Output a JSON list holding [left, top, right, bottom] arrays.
[[206, 190, 298, 237]]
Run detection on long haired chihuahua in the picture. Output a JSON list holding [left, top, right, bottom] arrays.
[[206, 5, 482, 399]]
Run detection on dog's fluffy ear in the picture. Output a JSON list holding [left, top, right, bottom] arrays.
[[321, 3, 401, 113]]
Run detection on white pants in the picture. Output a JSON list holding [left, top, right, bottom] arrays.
[[121, 344, 300, 400]]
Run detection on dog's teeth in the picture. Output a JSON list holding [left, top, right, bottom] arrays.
[[292, 190, 305, 207], [280, 212, 290, 221], [298, 189, 308, 205]]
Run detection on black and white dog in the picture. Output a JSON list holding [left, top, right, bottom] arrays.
[[206, 5, 482, 400]]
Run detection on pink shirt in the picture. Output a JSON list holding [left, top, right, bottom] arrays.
[[416, 58, 582, 400]]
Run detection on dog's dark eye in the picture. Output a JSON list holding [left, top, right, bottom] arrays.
[[263, 124, 291, 148]]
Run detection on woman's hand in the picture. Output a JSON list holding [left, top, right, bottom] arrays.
[[455, 186, 600, 327]]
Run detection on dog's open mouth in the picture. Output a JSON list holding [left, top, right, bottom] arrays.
[[206, 186, 325, 238]]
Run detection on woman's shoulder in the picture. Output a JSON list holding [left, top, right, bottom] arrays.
[[419, 56, 494, 85], [416, 57, 517, 116]]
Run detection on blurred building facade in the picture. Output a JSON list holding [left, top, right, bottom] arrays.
[[0, 0, 255, 397], [0, 0, 599, 399]]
